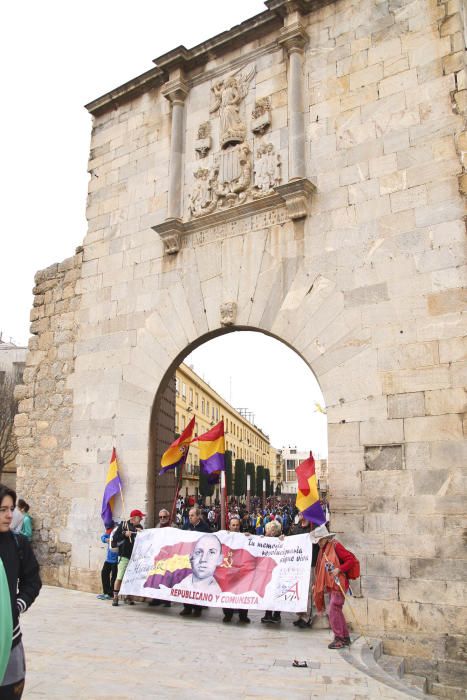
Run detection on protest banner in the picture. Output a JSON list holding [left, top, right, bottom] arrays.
[[120, 528, 313, 613]]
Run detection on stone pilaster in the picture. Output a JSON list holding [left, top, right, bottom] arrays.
[[278, 15, 308, 181], [162, 70, 189, 220]]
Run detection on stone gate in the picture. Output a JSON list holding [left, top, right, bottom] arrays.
[[15, 0, 466, 688]]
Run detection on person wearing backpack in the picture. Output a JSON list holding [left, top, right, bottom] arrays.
[[111, 509, 144, 607], [312, 524, 359, 650], [0, 484, 42, 699], [97, 522, 118, 600]]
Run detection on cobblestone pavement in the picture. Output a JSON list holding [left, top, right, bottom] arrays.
[[21, 586, 412, 699]]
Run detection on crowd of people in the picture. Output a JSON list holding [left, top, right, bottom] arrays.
[[100, 494, 356, 651], [0, 479, 353, 699]]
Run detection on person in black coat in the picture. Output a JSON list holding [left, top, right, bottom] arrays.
[[180, 507, 210, 618], [0, 484, 41, 699]]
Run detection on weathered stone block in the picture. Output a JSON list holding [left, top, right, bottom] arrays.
[[361, 575, 398, 600], [388, 392, 425, 418], [383, 367, 451, 394], [410, 558, 467, 582], [344, 282, 388, 307], [360, 419, 404, 445], [405, 414, 463, 442], [364, 444, 403, 470], [425, 388, 466, 416]]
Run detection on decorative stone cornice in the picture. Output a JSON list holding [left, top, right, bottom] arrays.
[[161, 77, 189, 104], [278, 21, 309, 53], [153, 178, 316, 254], [153, 218, 184, 255], [85, 67, 164, 115], [274, 178, 315, 219], [85, 2, 333, 116]]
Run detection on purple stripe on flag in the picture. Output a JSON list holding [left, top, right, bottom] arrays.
[[301, 500, 326, 526], [159, 455, 186, 475], [200, 452, 225, 475], [101, 474, 122, 522]]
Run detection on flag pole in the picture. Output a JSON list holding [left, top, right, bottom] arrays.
[[170, 460, 185, 526], [220, 470, 226, 530]]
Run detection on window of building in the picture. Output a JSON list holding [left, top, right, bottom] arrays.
[[201, 398, 205, 414], [182, 383, 186, 400], [206, 401, 210, 417], [195, 392, 199, 409], [13, 362, 24, 383], [181, 415, 186, 430], [195, 422, 198, 436], [189, 388, 193, 404], [175, 412, 179, 431], [175, 377, 180, 395]]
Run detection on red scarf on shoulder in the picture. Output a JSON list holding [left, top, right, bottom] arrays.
[[313, 540, 347, 613]]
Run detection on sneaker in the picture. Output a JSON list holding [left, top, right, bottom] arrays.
[[124, 599, 135, 606], [223, 615, 233, 623], [179, 608, 192, 617], [261, 614, 274, 624], [272, 612, 281, 623], [238, 616, 251, 624], [343, 636, 351, 646], [112, 598, 119, 607], [96, 594, 107, 600]]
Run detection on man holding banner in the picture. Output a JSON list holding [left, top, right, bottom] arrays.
[[179, 507, 211, 617]]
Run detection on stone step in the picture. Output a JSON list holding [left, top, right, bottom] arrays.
[[404, 673, 428, 694], [379, 653, 405, 678]]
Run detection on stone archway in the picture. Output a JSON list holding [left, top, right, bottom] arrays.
[[146, 325, 326, 526], [15, 0, 467, 685]]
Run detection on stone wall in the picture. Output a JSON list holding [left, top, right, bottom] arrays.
[[14, 252, 84, 586], [16, 0, 466, 688]]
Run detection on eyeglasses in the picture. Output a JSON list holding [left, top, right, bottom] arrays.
[[159, 515, 169, 519]]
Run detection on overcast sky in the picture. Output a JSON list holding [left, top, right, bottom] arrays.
[[1, 1, 327, 455]]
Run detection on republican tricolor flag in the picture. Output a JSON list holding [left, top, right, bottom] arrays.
[[101, 447, 123, 526], [160, 416, 196, 475], [295, 452, 326, 525], [196, 421, 225, 484]]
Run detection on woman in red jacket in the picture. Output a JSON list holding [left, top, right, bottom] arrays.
[[312, 524, 356, 649]]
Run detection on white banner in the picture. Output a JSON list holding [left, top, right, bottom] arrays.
[[120, 528, 312, 612]]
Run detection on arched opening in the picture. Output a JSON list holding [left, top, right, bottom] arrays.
[[147, 328, 327, 526]]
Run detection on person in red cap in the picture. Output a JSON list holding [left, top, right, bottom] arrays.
[[111, 509, 145, 607]]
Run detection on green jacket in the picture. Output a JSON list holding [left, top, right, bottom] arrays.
[[0, 558, 13, 682]]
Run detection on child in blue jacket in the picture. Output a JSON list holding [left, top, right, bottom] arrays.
[[97, 523, 118, 600]]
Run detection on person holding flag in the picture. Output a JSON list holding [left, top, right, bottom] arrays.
[[292, 452, 326, 629]]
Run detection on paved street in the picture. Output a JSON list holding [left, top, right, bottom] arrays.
[[20, 586, 414, 699]]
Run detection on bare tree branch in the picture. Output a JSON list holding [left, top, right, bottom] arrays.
[[0, 372, 19, 476]]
